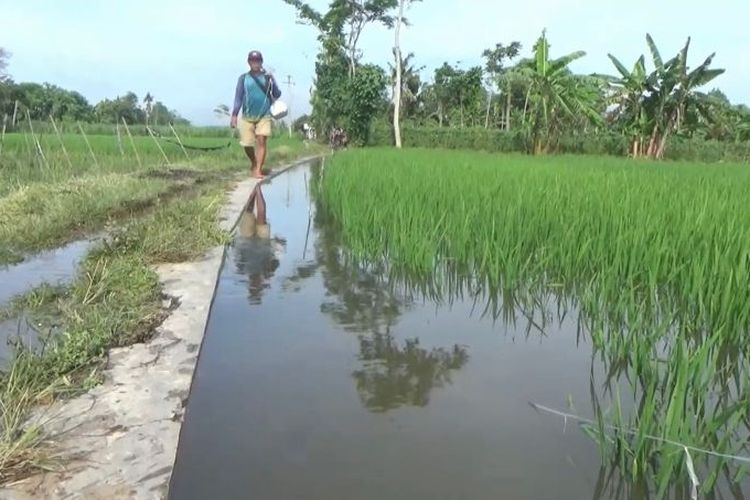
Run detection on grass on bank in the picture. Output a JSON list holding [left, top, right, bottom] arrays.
[[0, 184, 230, 482], [0, 135, 321, 266], [0, 132, 314, 192], [0, 135, 322, 482]]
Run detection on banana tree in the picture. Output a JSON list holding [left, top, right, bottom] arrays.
[[608, 35, 724, 159], [606, 54, 653, 157], [651, 37, 724, 158], [521, 30, 602, 154]]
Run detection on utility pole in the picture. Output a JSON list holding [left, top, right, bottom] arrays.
[[282, 75, 295, 138]]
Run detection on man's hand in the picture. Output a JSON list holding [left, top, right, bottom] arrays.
[[230, 115, 238, 128]]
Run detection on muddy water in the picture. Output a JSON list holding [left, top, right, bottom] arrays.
[[0, 239, 93, 368], [0, 239, 92, 306], [169, 162, 746, 499]]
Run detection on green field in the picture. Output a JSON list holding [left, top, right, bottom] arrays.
[[318, 148, 750, 494], [0, 130, 316, 264], [0, 130, 303, 190]]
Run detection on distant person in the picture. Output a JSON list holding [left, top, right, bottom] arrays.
[[329, 127, 349, 149], [230, 50, 282, 179]]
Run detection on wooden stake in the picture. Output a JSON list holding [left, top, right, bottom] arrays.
[[0, 114, 7, 158], [77, 122, 99, 168], [11, 100, 19, 128], [147, 126, 170, 165], [115, 124, 125, 157], [121, 118, 142, 168], [26, 109, 48, 168], [168, 122, 190, 161], [50, 115, 73, 169], [23, 132, 31, 157]]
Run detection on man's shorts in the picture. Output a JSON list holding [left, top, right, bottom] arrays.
[[239, 117, 272, 147], [238, 211, 271, 239]]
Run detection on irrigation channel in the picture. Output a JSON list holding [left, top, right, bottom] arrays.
[[169, 160, 749, 499]]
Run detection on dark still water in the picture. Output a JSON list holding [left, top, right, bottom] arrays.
[[169, 161, 745, 500]]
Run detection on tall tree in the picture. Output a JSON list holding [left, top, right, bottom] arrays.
[[282, 0, 397, 77], [214, 103, 230, 120], [94, 92, 145, 124], [0, 48, 10, 82], [428, 63, 484, 127], [393, 0, 406, 147], [345, 64, 388, 143], [482, 42, 521, 129], [0, 48, 14, 122], [392, 0, 421, 147], [282, 0, 394, 143]]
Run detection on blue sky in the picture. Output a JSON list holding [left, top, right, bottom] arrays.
[[2, 0, 748, 125]]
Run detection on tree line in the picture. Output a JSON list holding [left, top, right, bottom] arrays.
[[283, 0, 750, 159], [0, 50, 189, 127]]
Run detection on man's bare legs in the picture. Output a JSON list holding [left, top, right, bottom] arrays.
[[246, 185, 258, 212], [243, 146, 257, 178], [255, 185, 267, 224], [254, 135, 268, 179]]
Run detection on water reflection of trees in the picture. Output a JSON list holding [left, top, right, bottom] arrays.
[[302, 165, 750, 496], [353, 331, 468, 412], [284, 188, 471, 413]]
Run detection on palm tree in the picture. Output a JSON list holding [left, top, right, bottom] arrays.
[[390, 53, 423, 117], [214, 104, 230, 121], [521, 30, 602, 154], [482, 41, 521, 129]]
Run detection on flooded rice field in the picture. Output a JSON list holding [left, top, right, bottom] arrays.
[[169, 161, 749, 499]]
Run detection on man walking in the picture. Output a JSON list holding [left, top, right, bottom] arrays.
[[230, 50, 281, 179]]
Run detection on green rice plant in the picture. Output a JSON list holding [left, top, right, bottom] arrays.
[[317, 147, 750, 495]]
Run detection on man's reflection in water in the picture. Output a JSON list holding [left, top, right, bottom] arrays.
[[234, 184, 286, 304]]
